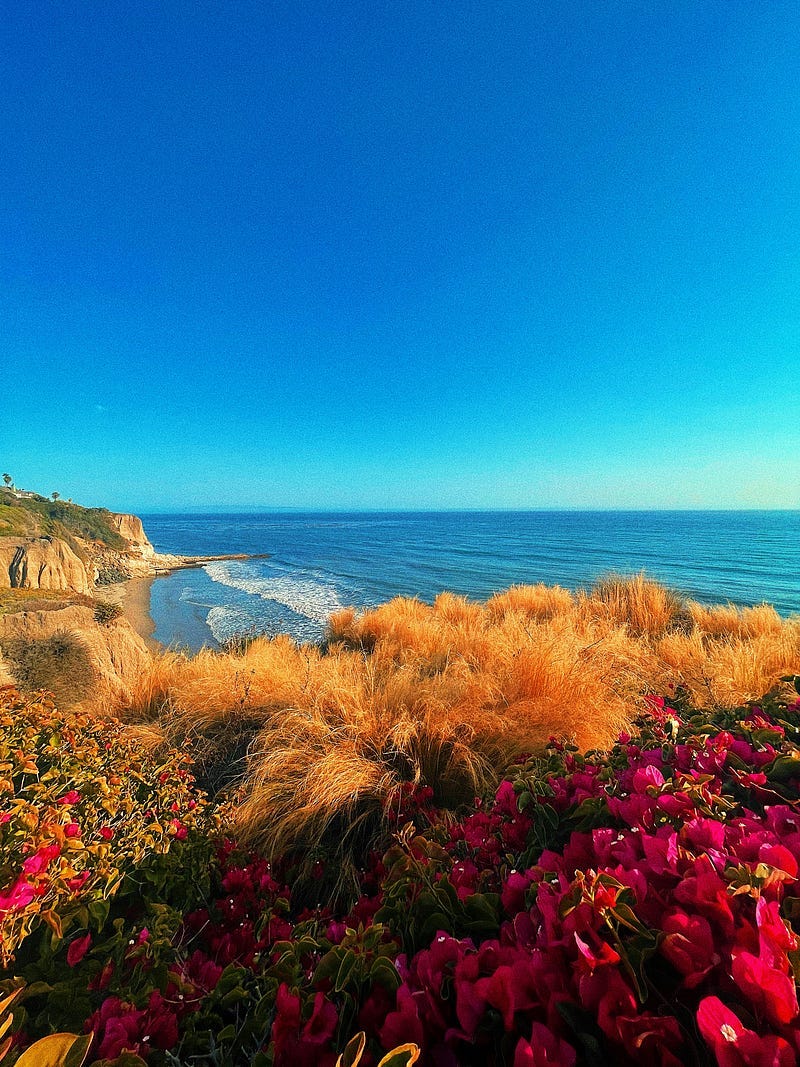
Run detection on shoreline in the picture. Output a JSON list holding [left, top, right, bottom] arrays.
[[101, 576, 162, 653], [102, 552, 263, 654]]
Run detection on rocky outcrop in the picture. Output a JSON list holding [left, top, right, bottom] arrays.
[[110, 513, 155, 559], [0, 537, 92, 594], [0, 604, 151, 708]]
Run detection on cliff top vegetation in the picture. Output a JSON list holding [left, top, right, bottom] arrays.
[[0, 485, 126, 554]]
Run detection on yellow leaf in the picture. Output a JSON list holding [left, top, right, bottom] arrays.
[[41, 910, 63, 940], [336, 1032, 366, 1067], [0, 986, 23, 1020], [15, 1032, 92, 1067], [377, 1045, 420, 1067]]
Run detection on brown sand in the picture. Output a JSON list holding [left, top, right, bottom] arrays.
[[101, 578, 161, 653]]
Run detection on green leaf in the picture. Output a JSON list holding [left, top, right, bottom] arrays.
[[334, 950, 359, 993], [369, 956, 402, 992], [88, 899, 110, 931], [765, 753, 800, 782]]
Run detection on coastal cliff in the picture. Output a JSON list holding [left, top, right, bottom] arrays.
[[0, 601, 151, 708], [0, 488, 161, 707], [0, 536, 92, 594], [0, 485, 254, 707], [109, 512, 155, 558]]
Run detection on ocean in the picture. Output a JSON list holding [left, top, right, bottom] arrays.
[[140, 511, 800, 651]]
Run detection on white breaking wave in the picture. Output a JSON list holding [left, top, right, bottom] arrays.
[[204, 561, 344, 626], [206, 605, 260, 644]]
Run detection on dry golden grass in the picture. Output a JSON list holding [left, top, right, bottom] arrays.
[[124, 575, 800, 873]]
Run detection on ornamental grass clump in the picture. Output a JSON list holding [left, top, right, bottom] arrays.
[[126, 578, 800, 868]]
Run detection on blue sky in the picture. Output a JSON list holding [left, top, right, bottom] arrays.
[[3, 1, 800, 510]]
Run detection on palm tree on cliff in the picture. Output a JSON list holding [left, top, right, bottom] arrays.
[[2, 474, 12, 489], [51, 491, 60, 502]]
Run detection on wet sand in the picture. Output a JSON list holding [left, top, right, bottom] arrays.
[[100, 577, 162, 653]]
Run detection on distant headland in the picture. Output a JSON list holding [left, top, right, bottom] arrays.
[[0, 478, 255, 704]]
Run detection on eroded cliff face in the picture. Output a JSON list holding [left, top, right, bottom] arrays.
[[0, 511, 161, 594], [110, 513, 155, 559], [0, 604, 151, 709], [0, 537, 92, 594], [0, 510, 161, 709]]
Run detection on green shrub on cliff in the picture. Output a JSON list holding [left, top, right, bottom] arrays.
[[0, 490, 126, 553]]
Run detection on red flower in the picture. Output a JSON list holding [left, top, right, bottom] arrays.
[[67, 932, 92, 966], [65, 871, 91, 892], [271, 985, 338, 1067], [697, 997, 795, 1067], [99, 826, 114, 841], [301, 992, 337, 1045], [58, 790, 81, 805], [731, 950, 799, 1028], [64, 822, 81, 838], [660, 910, 717, 988], [514, 1022, 577, 1066], [380, 985, 425, 1050]]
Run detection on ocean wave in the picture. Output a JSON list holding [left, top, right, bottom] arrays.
[[204, 560, 344, 625]]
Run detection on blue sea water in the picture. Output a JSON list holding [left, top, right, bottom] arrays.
[[140, 511, 800, 651]]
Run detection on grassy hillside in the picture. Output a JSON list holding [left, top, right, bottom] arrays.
[[0, 487, 126, 553], [120, 576, 800, 893]]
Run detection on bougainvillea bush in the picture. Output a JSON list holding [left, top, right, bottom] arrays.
[[3, 679, 800, 1066]]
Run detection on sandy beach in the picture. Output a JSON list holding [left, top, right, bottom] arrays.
[[101, 577, 162, 653]]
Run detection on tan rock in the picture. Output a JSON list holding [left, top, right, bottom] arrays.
[[0, 537, 91, 594], [110, 513, 155, 558], [0, 604, 151, 709]]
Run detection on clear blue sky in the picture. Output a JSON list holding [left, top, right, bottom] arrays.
[[3, 1, 799, 511]]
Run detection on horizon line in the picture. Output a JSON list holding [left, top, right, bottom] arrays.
[[132, 505, 800, 515]]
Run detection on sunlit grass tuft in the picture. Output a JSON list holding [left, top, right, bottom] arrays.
[[125, 575, 800, 873]]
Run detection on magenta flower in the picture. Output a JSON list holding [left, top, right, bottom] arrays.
[[0, 875, 34, 915], [513, 1022, 577, 1066], [660, 909, 718, 988], [67, 932, 92, 966], [697, 996, 795, 1067]]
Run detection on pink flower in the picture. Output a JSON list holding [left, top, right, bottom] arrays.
[[99, 826, 114, 841], [697, 997, 795, 1067], [64, 822, 81, 838], [58, 790, 81, 805], [660, 910, 717, 988], [0, 875, 34, 915], [88, 997, 145, 1060], [67, 932, 92, 966], [514, 1022, 577, 1066], [731, 950, 799, 1028], [22, 843, 61, 875]]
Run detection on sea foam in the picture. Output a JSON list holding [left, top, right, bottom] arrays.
[[204, 560, 344, 628]]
